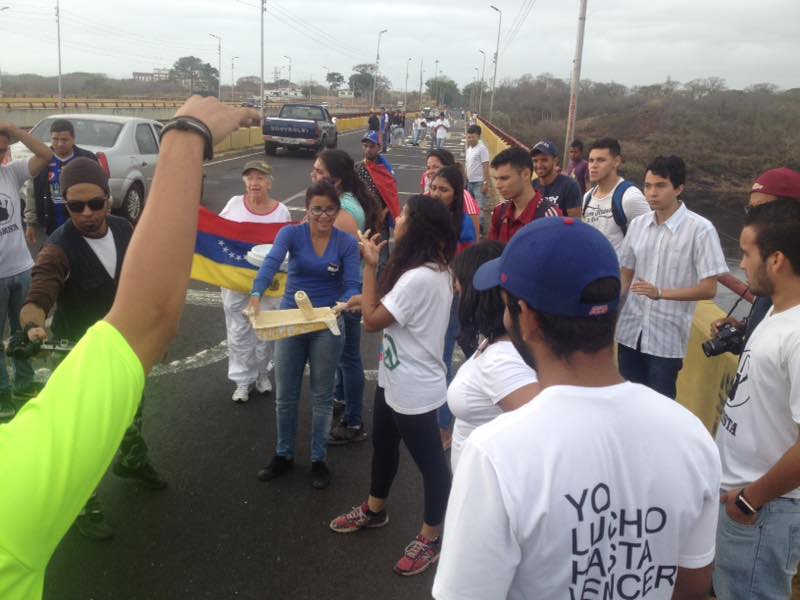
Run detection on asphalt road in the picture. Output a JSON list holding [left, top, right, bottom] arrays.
[[43, 126, 468, 600]]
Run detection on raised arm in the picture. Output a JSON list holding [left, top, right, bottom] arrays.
[[0, 121, 53, 177], [104, 97, 260, 372]]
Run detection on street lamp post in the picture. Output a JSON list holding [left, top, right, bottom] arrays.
[[283, 55, 292, 86], [322, 65, 329, 97], [369, 29, 387, 109], [55, 0, 63, 110], [489, 4, 502, 121], [231, 56, 239, 103], [403, 58, 411, 108], [260, 0, 265, 120], [417, 58, 424, 111], [564, 0, 589, 158], [209, 33, 222, 100], [433, 59, 439, 107], [478, 49, 486, 116]]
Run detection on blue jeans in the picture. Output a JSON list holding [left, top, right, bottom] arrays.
[[617, 342, 683, 400], [438, 295, 460, 430], [0, 270, 34, 395], [714, 498, 800, 600], [467, 181, 489, 235], [274, 323, 344, 462], [334, 310, 364, 427]]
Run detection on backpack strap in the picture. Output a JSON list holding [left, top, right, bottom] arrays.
[[582, 186, 597, 215], [611, 180, 636, 236]]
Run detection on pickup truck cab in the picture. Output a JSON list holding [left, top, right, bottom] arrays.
[[263, 104, 338, 155]]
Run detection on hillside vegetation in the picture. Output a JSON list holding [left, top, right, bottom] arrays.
[[489, 75, 800, 192]]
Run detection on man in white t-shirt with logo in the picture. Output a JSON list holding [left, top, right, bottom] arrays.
[[713, 197, 800, 600], [0, 121, 53, 420], [582, 137, 650, 255], [465, 124, 491, 234], [433, 217, 721, 600]]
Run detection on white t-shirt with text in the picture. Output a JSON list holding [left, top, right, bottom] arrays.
[[379, 264, 452, 415], [446, 340, 537, 472], [582, 178, 650, 255], [434, 382, 721, 600], [716, 304, 800, 498], [465, 142, 490, 183], [0, 159, 33, 279]]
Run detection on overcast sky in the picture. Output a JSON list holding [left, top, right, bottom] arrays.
[[2, 0, 798, 91]]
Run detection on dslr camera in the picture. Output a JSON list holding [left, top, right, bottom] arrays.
[[702, 323, 746, 357]]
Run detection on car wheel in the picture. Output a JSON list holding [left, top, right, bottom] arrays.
[[329, 133, 338, 148], [265, 142, 277, 155], [317, 136, 327, 152], [122, 183, 145, 225]]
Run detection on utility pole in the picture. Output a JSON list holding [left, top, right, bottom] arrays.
[[489, 4, 502, 121], [209, 33, 222, 100], [322, 65, 329, 97], [403, 58, 411, 108], [564, 0, 588, 159], [55, 0, 63, 110], [478, 49, 486, 116], [369, 29, 387, 109], [260, 0, 265, 120], [283, 55, 292, 86], [418, 57, 424, 111], [473, 67, 479, 112], [433, 59, 439, 107], [231, 56, 239, 102], [0, 7, 8, 98]]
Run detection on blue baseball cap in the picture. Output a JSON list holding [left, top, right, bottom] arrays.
[[362, 130, 380, 145], [473, 217, 620, 317], [531, 140, 559, 157]]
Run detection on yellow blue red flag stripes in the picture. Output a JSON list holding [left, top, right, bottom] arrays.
[[191, 206, 293, 297]]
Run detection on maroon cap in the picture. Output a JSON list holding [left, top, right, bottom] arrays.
[[751, 168, 800, 201]]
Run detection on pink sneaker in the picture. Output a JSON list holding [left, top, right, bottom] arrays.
[[393, 534, 441, 576]]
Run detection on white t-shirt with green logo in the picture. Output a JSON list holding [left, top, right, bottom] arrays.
[[378, 263, 453, 415]]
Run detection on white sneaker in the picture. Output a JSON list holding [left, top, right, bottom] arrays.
[[255, 373, 273, 394], [232, 383, 252, 403]]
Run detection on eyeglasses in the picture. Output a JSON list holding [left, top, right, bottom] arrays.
[[66, 197, 106, 213], [308, 206, 338, 217]]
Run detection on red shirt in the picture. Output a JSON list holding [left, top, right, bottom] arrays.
[[489, 192, 561, 243]]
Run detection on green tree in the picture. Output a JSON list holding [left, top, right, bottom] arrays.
[[425, 76, 460, 106], [170, 56, 218, 94], [326, 71, 345, 91], [348, 64, 391, 102]]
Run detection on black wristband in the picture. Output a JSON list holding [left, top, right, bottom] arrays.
[[160, 116, 214, 161]]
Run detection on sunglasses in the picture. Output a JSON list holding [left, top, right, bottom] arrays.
[[66, 197, 106, 213], [308, 206, 338, 217]]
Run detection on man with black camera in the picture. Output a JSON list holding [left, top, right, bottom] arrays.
[[18, 157, 165, 541], [710, 168, 800, 350], [713, 196, 800, 599]]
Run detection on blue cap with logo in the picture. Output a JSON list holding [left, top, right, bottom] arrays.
[[362, 130, 381, 145], [531, 140, 559, 157], [473, 217, 620, 317]]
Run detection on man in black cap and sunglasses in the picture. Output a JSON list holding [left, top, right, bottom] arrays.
[[19, 156, 166, 541]]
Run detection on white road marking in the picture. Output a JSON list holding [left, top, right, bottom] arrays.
[[206, 151, 263, 166], [151, 340, 230, 377], [186, 289, 223, 307]]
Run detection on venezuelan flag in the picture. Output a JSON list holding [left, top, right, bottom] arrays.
[[191, 206, 293, 297]]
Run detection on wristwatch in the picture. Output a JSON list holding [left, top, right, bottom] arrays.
[[159, 116, 214, 160], [735, 490, 759, 516]]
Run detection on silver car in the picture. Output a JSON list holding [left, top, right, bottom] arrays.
[[12, 114, 162, 223]]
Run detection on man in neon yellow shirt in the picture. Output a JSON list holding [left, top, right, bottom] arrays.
[[0, 97, 261, 600]]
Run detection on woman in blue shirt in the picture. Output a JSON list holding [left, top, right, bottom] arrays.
[[310, 149, 381, 444], [250, 181, 360, 489]]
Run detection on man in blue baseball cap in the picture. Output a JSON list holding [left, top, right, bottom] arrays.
[[433, 217, 721, 600]]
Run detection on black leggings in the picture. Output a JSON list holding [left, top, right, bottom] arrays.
[[369, 386, 451, 526]]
